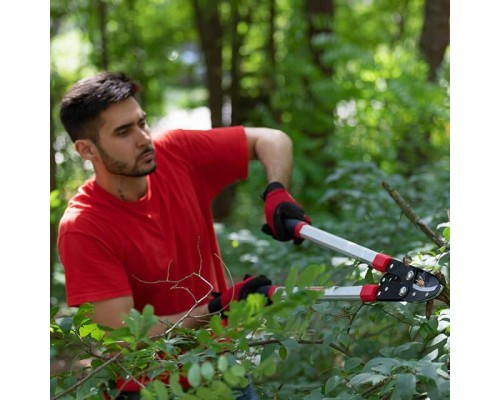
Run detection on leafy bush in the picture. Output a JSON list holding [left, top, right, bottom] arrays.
[[51, 222, 450, 399]]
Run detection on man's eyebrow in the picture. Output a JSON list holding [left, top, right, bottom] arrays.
[[113, 112, 147, 132]]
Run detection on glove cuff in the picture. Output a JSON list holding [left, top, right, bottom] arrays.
[[261, 181, 285, 200], [207, 296, 223, 315]]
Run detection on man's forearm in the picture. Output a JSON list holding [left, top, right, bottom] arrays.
[[245, 127, 293, 187], [151, 303, 212, 336]]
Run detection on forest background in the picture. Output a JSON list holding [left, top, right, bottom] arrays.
[[3, 0, 499, 399]]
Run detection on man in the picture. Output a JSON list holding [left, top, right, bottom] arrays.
[[57, 71, 310, 398]]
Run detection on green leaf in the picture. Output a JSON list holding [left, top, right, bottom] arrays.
[[169, 372, 184, 396], [196, 329, 213, 344], [149, 380, 169, 400], [409, 325, 419, 340], [201, 361, 215, 381], [343, 357, 363, 373], [338, 332, 349, 348], [282, 338, 300, 351], [260, 343, 277, 362], [365, 267, 375, 284], [181, 394, 201, 400], [311, 302, 331, 314], [222, 370, 240, 387], [57, 316, 73, 334], [350, 372, 386, 388], [392, 374, 416, 400], [416, 360, 438, 381], [139, 389, 155, 400], [218, 355, 228, 373], [195, 387, 219, 400], [73, 303, 94, 328], [263, 360, 277, 377], [297, 264, 325, 288], [324, 375, 342, 394], [285, 265, 299, 296], [303, 388, 325, 400], [278, 346, 288, 361], [188, 363, 202, 388], [423, 348, 439, 361], [365, 357, 402, 376], [429, 333, 448, 347], [209, 380, 233, 398], [230, 364, 246, 378], [78, 322, 105, 341]]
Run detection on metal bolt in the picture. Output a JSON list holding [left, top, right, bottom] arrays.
[[399, 287, 407, 297], [385, 287, 389, 292], [406, 271, 414, 281], [389, 263, 394, 269], [425, 292, 429, 297], [377, 291, 381, 297], [412, 292, 416, 297]]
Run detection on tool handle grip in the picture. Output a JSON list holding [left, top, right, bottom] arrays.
[[284, 218, 308, 239]]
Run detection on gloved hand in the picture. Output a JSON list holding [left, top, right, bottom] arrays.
[[208, 275, 279, 317], [261, 182, 311, 244]]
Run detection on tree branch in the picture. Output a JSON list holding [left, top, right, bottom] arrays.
[[381, 181, 447, 248], [246, 338, 352, 358], [51, 353, 121, 400], [381, 181, 450, 308]]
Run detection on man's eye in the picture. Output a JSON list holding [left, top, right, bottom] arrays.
[[117, 130, 129, 136]]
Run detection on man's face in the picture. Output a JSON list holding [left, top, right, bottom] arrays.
[[94, 97, 156, 177]]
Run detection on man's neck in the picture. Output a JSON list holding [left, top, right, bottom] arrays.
[[95, 174, 148, 202]]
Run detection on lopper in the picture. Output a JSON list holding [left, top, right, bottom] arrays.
[[265, 219, 444, 303]]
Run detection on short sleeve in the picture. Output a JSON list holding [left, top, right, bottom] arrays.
[[154, 126, 249, 199], [58, 231, 132, 307]]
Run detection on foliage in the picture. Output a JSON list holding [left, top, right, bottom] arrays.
[[51, 237, 450, 399]]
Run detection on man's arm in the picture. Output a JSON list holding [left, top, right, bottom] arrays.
[[90, 296, 211, 337], [244, 127, 293, 187], [245, 127, 311, 243]]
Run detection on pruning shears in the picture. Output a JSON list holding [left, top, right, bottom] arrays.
[[271, 219, 444, 303]]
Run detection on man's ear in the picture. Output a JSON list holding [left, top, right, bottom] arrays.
[[75, 139, 97, 161]]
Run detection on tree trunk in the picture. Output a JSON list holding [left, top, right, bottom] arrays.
[[394, 0, 450, 176], [419, 0, 450, 82], [303, 0, 337, 189], [192, 0, 224, 128], [305, 0, 334, 76], [230, 0, 252, 126], [97, 0, 109, 70], [192, 0, 230, 220]]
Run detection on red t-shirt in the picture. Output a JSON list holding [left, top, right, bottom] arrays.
[[58, 126, 248, 315]]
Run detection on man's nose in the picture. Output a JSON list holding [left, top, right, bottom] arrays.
[[136, 127, 151, 147]]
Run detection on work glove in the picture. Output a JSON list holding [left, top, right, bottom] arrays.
[[261, 182, 311, 244], [208, 274, 279, 317]]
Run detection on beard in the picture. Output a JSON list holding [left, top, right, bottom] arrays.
[[95, 144, 157, 177]]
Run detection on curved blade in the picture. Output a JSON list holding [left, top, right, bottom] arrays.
[[377, 263, 444, 302]]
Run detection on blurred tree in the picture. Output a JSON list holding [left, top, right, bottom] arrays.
[[419, 0, 450, 82], [97, 0, 109, 70], [191, 0, 224, 128]]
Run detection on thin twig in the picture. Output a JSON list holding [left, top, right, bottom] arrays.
[[381, 181, 446, 248], [246, 338, 353, 358], [51, 353, 121, 400]]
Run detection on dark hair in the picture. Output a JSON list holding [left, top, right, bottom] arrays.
[[59, 71, 142, 142]]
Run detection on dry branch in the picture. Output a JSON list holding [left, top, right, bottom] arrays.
[[381, 181, 450, 309], [381, 181, 446, 248]]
